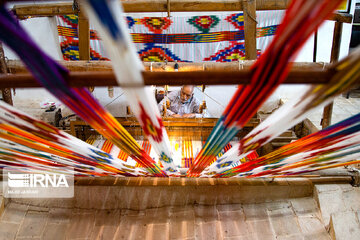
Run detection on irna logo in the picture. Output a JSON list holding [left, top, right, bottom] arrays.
[[8, 172, 69, 188]]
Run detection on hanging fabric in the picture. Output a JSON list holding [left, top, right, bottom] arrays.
[[56, 11, 283, 62]]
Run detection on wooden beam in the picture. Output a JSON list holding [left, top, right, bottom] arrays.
[[303, 118, 319, 134], [6, 60, 113, 73], [71, 117, 259, 129], [0, 62, 335, 88], [243, 0, 257, 60], [70, 117, 260, 139], [122, 0, 291, 12], [321, 21, 343, 130], [6, 60, 328, 73], [12, 1, 351, 23], [12, 3, 75, 20], [328, 13, 353, 24], [12, 1, 290, 18]]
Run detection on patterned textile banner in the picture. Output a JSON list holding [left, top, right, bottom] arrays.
[[56, 11, 283, 62]]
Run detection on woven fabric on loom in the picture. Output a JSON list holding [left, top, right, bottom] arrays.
[[135, 141, 152, 167], [56, 11, 283, 62], [101, 140, 114, 153], [88, 135, 256, 169], [117, 149, 129, 162]]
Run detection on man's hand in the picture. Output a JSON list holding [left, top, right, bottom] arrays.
[[171, 114, 182, 118], [182, 113, 196, 118]]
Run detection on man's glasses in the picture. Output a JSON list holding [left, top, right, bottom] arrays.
[[181, 90, 193, 99]]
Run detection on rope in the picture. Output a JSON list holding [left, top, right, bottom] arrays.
[[167, 0, 171, 18], [195, 86, 226, 109], [104, 90, 125, 108]]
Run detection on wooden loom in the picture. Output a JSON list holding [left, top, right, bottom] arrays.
[[1, 0, 359, 179]]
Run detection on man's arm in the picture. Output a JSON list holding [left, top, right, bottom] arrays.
[[182, 113, 196, 118], [182, 98, 201, 118]]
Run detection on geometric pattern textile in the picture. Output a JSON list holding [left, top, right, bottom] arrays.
[[88, 135, 258, 169], [140, 17, 172, 34], [203, 42, 261, 62], [126, 16, 136, 29], [187, 15, 220, 33], [138, 44, 189, 62], [58, 26, 277, 44], [131, 31, 248, 44], [56, 11, 284, 62], [226, 13, 244, 30]]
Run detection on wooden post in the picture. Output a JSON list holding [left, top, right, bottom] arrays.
[[321, 21, 343, 129], [78, 9, 94, 92], [0, 43, 13, 105], [330, 22, 343, 61], [243, 0, 257, 60], [321, 104, 333, 129], [78, 11, 90, 61]]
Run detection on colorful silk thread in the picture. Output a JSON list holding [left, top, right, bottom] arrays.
[[81, 0, 179, 175], [187, 0, 345, 177], [0, 5, 166, 177], [228, 113, 360, 178], [0, 100, 147, 177]]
